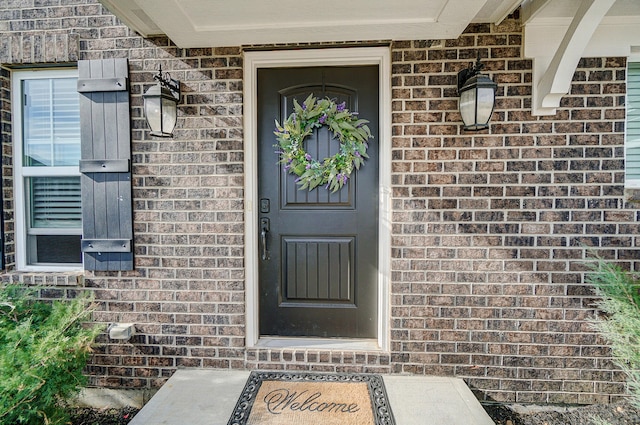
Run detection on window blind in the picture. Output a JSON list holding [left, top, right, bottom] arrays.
[[627, 62, 640, 186], [29, 176, 82, 228]]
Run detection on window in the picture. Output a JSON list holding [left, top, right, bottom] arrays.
[[627, 61, 640, 188], [12, 69, 82, 270]]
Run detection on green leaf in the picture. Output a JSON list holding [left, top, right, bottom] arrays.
[[338, 121, 355, 131], [293, 98, 304, 115], [306, 109, 323, 120], [292, 163, 306, 176], [303, 93, 316, 109]]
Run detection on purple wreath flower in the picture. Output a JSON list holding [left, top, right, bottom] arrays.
[[319, 114, 327, 124], [355, 151, 361, 158], [337, 101, 346, 112], [305, 153, 312, 161], [301, 102, 307, 110]]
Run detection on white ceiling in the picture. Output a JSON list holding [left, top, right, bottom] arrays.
[[100, 0, 522, 48], [100, 0, 640, 117], [522, 0, 640, 20]]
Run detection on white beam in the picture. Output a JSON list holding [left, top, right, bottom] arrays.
[[494, 0, 526, 25], [531, 0, 615, 115], [471, 0, 524, 25], [100, 0, 163, 37], [520, 0, 552, 25]]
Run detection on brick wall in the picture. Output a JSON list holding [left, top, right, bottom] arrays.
[[1, 0, 639, 405], [389, 22, 636, 404]]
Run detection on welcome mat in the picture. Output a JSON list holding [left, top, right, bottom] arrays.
[[227, 371, 396, 425]]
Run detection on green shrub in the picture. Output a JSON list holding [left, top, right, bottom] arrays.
[[587, 260, 640, 408], [0, 285, 103, 425]]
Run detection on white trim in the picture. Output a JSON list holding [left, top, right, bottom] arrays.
[[256, 337, 380, 351], [11, 68, 83, 272], [243, 47, 392, 351], [528, 0, 616, 115]]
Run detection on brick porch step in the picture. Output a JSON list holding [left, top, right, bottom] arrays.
[[128, 369, 494, 425]]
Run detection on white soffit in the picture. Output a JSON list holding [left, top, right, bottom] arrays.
[[472, 0, 523, 24], [100, 0, 511, 48], [523, 0, 640, 115]]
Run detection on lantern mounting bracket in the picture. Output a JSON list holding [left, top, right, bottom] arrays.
[[153, 65, 180, 101], [457, 54, 485, 94]]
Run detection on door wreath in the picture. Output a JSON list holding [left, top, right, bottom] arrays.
[[274, 94, 373, 192]]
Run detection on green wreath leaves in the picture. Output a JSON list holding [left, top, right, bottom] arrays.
[[274, 94, 373, 192]]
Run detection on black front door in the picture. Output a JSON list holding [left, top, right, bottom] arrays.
[[257, 66, 379, 338]]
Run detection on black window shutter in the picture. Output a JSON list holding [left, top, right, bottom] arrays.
[[77, 58, 133, 271]]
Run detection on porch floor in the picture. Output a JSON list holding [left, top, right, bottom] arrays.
[[128, 369, 494, 425]]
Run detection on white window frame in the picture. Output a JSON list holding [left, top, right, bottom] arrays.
[[12, 68, 82, 272]]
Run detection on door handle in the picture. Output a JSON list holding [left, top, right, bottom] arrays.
[[260, 218, 270, 260]]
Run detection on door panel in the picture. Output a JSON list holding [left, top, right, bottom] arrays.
[[282, 236, 354, 304], [258, 66, 379, 338]]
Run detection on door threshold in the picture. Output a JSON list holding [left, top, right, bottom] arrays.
[[255, 337, 381, 351]]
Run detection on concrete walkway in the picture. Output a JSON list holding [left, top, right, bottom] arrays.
[[129, 369, 494, 425]]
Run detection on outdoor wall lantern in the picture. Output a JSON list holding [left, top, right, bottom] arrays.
[[143, 66, 181, 137], [457, 56, 497, 131]]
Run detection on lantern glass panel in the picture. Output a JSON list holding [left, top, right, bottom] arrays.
[[475, 86, 495, 126], [143, 92, 162, 134], [161, 96, 177, 135], [459, 88, 477, 128]]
